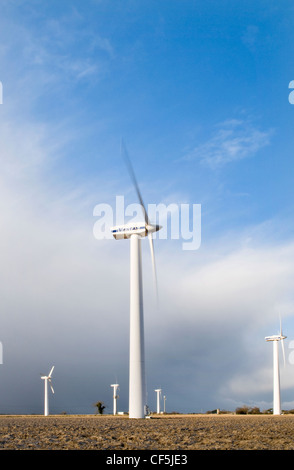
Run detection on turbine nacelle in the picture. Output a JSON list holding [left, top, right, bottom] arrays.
[[265, 334, 287, 342], [41, 366, 55, 394], [265, 318, 287, 369], [111, 384, 120, 399], [111, 222, 161, 240]]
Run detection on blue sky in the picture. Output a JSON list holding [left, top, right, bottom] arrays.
[[1, 0, 294, 415]]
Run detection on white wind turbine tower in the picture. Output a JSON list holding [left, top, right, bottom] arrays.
[[265, 319, 287, 415], [111, 383, 119, 415], [111, 140, 161, 419], [155, 388, 162, 414], [41, 366, 54, 416]]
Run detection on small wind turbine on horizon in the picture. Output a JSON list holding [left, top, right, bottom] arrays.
[[110, 140, 161, 419], [41, 366, 54, 416], [155, 388, 162, 414], [111, 383, 119, 415], [265, 319, 287, 415]]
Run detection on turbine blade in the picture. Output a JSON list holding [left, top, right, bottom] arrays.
[[121, 139, 150, 225], [148, 233, 158, 303], [49, 366, 54, 377], [49, 379, 54, 394]]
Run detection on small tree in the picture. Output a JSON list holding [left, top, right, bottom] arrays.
[[94, 401, 106, 415], [249, 406, 261, 415], [235, 405, 250, 414]]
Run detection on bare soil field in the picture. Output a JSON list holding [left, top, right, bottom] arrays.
[[0, 413, 294, 450]]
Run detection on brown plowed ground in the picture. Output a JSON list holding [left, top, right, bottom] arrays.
[[0, 413, 294, 450]]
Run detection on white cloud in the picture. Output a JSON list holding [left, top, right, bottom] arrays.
[[183, 119, 272, 169], [223, 367, 272, 397], [158, 238, 294, 326], [0, 5, 112, 102]]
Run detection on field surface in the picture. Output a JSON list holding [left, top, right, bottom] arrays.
[[0, 413, 293, 450]]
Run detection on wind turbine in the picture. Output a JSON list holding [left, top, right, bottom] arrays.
[[111, 383, 119, 415], [111, 140, 161, 419], [265, 319, 287, 415], [155, 388, 162, 414], [41, 366, 54, 416]]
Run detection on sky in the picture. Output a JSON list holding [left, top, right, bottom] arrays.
[[1, 0, 294, 415]]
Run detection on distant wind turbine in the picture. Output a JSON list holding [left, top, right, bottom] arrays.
[[265, 319, 287, 415], [111, 140, 161, 419], [41, 366, 54, 416], [111, 383, 119, 415], [155, 388, 162, 414]]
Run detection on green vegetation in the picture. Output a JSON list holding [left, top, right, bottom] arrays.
[[206, 406, 294, 415], [235, 406, 294, 415], [235, 405, 261, 415], [94, 401, 106, 415]]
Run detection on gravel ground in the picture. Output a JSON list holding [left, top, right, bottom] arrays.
[[0, 414, 294, 450]]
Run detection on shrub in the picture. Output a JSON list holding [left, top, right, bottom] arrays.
[[94, 401, 106, 415], [235, 405, 250, 414], [235, 405, 261, 415]]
